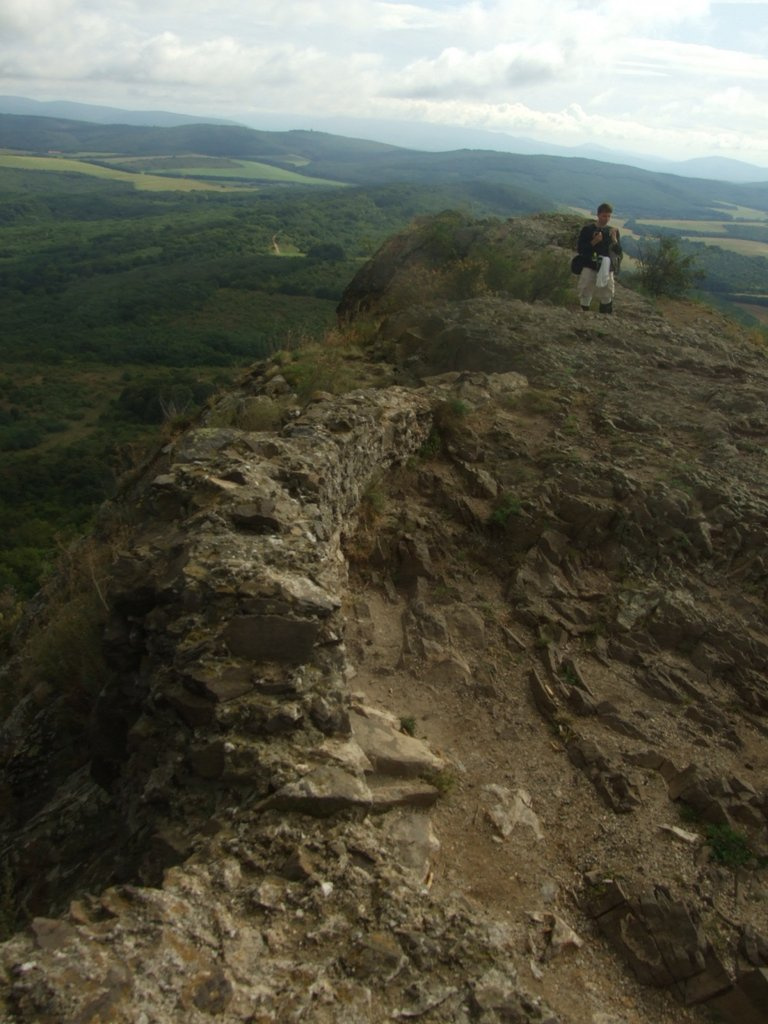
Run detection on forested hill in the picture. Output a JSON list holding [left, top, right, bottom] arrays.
[[2, 112, 768, 218], [0, 113, 402, 162]]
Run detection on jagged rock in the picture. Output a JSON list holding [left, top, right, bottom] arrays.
[[382, 810, 440, 878], [530, 913, 583, 962], [566, 737, 642, 813], [586, 881, 731, 1004], [483, 785, 544, 840], [665, 764, 767, 829]]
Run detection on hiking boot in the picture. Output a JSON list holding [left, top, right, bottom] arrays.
[[580, 305, 591, 311], [598, 302, 613, 314]]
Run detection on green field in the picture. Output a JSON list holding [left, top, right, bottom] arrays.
[[0, 151, 348, 190], [99, 155, 347, 186], [684, 236, 768, 257], [636, 219, 730, 233], [717, 205, 768, 221], [631, 217, 768, 259], [0, 154, 245, 191]]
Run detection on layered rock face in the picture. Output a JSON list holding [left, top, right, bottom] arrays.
[[1, 214, 767, 1023]]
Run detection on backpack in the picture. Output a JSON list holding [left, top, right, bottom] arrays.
[[570, 255, 584, 275]]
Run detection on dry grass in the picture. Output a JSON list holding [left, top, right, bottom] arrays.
[[279, 324, 374, 401], [8, 532, 122, 713]]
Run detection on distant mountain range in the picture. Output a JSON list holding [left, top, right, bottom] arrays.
[[2, 103, 768, 221], [239, 111, 768, 185], [2, 95, 767, 185], [0, 95, 239, 129]]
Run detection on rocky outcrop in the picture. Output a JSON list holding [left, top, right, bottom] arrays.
[[1, 213, 768, 1023]]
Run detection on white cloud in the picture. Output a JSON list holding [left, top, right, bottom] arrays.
[[1, 0, 768, 164], [627, 37, 768, 80], [386, 42, 566, 100]]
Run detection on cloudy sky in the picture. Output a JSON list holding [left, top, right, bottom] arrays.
[[2, 0, 768, 166]]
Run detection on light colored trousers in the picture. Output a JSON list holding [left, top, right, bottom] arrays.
[[578, 266, 614, 307]]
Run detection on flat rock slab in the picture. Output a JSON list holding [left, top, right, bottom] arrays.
[[262, 766, 373, 816], [350, 709, 445, 778]]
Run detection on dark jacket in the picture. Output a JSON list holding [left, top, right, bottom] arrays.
[[577, 222, 622, 272]]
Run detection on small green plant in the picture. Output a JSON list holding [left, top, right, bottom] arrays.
[[488, 493, 522, 527], [399, 715, 417, 736], [361, 478, 386, 516], [705, 824, 753, 869], [433, 398, 469, 436], [550, 712, 575, 743], [582, 622, 606, 651], [559, 663, 578, 686], [534, 625, 555, 649], [561, 413, 580, 435], [417, 428, 442, 459], [422, 768, 457, 795], [587, 880, 611, 899]]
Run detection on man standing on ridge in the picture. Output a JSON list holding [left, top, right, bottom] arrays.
[[576, 202, 622, 313]]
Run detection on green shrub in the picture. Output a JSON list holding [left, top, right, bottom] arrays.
[[637, 235, 704, 298], [520, 250, 573, 304], [417, 429, 442, 459], [400, 715, 417, 736], [361, 479, 386, 516], [422, 767, 457, 795]]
